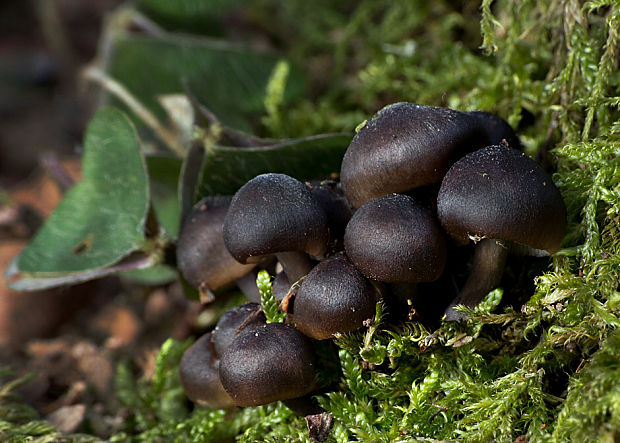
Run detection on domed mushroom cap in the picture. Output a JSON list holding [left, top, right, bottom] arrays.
[[286, 254, 377, 340], [219, 323, 316, 407], [179, 332, 235, 409], [177, 196, 255, 295], [223, 173, 329, 264], [344, 194, 447, 283], [308, 180, 353, 250], [340, 102, 489, 208], [437, 145, 566, 254], [212, 303, 266, 357], [468, 111, 521, 149]]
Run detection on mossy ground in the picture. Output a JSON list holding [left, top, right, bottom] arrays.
[[2, 0, 619, 441]]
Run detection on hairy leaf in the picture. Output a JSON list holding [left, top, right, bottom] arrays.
[[15, 108, 149, 275]]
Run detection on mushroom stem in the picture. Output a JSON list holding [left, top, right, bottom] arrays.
[[283, 395, 323, 417], [235, 270, 261, 303], [385, 282, 419, 321], [275, 251, 315, 284], [444, 238, 508, 321]]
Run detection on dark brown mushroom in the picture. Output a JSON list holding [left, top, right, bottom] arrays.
[[179, 332, 235, 409], [212, 303, 266, 357], [219, 322, 316, 407], [307, 179, 353, 253], [437, 145, 567, 320], [176, 196, 256, 303], [234, 268, 262, 303], [271, 270, 292, 302], [467, 111, 521, 149], [223, 173, 329, 283], [285, 254, 377, 340], [344, 193, 447, 283], [340, 102, 489, 209]]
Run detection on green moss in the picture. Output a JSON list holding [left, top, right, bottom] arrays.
[[257, 269, 286, 323], [553, 328, 620, 442], [0, 368, 97, 442]]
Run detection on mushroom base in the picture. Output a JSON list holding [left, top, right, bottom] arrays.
[[444, 238, 508, 321]]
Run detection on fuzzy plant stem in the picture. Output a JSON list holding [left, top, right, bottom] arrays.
[[444, 238, 508, 321], [275, 251, 315, 284]]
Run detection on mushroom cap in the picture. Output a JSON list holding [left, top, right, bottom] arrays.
[[286, 254, 377, 340], [437, 145, 566, 254], [468, 111, 521, 149], [308, 180, 353, 251], [344, 193, 447, 283], [219, 322, 316, 407], [223, 173, 329, 264], [179, 332, 235, 409], [177, 196, 255, 293], [340, 102, 489, 208], [212, 303, 266, 357]]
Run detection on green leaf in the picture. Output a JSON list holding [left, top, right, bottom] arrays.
[[106, 33, 305, 133], [178, 143, 205, 225], [136, 0, 244, 35], [138, 0, 241, 18], [146, 156, 182, 237], [16, 108, 149, 274], [120, 263, 179, 286], [195, 133, 351, 199], [6, 254, 156, 291]]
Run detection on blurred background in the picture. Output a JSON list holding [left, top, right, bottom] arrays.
[[0, 2, 194, 435], [0, 1, 124, 184]]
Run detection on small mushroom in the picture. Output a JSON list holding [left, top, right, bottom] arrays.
[[340, 102, 489, 208], [179, 332, 235, 409], [344, 193, 447, 283], [176, 196, 256, 303], [223, 173, 329, 283], [219, 322, 316, 407], [307, 180, 353, 253], [467, 111, 521, 149], [272, 271, 292, 302], [285, 254, 377, 340], [234, 269, 263, 303], [437, 145, 566, 320], [212, 303, 266, 357]]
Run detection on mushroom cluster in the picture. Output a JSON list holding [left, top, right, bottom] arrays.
[[179, 303, 317, 408], [176, 101, 566, 410], [340, 102, 565, 321]]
